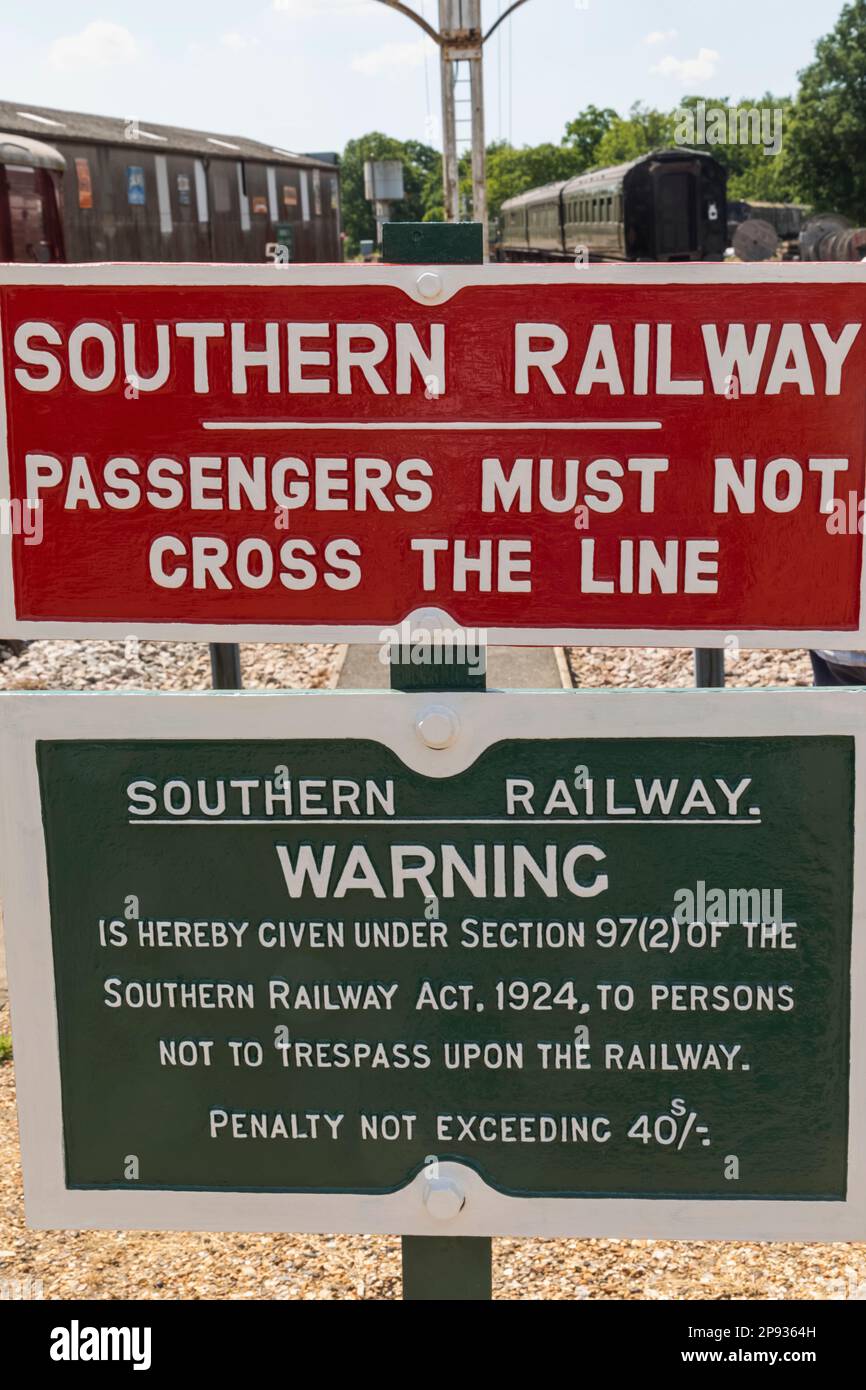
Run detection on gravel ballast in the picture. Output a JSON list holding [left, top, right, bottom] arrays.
[[0, 637, 861, 1301]]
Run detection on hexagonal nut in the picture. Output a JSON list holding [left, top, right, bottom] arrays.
[[423, 1177, 465, 1222], [415, 704, 460, 750], [416, 271, 443, 300]]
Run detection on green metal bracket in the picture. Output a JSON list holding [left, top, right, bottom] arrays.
[[388, 649, 487, 694], [382, 221, 484, 264], [384, 221, 493, 1300]]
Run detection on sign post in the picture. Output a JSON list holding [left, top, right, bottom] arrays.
[[384, 220, 492, 1299], [209, 641, 242, 691]]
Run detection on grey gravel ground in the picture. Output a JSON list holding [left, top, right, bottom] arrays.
[[0, 638, 343, 693]]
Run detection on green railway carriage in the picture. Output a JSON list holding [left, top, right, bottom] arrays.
[[499, 148, 727, 263]]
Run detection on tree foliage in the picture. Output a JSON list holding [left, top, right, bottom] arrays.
[[669, 94, 801, 203], [562, 105, 618, 166], [473, 141, 588, 225], [339, 133, 441, 253], [785, 0, 866, 220], [593, 103, 676, 165]]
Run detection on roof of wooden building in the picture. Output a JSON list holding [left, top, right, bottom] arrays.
[[0, 100, 337, 171]]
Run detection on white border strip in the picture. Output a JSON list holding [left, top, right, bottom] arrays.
[[0, 687, 863, 1238], [2, 261, 866, 296]]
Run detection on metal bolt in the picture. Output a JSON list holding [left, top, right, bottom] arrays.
[[412, 606, 446, 632], [423, 1177, 465, 1221], [415, 704, 459, 750], [416, 271, 443, 300]]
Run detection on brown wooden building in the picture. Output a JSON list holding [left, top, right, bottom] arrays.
[[0, 100, 341, 263]]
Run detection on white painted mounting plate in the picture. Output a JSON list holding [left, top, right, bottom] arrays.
[[0, 686, 864, 1239]]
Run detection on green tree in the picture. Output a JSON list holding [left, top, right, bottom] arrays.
[[786, 0, 866, 220], [339, 133, 441, 253], [593, 103, 675, 165], [562, 105, 618, 167], [471, 141, 588, 227]]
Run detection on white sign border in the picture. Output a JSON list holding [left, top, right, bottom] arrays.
[[1, 261, 865, 648], [1, 685, 864, 1239]]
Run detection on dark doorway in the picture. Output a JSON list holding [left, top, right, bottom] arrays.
[[653, 168, 697, 258], [0, 164, 65, 261]]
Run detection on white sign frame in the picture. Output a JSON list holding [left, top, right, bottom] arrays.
[[2, 261, 866, 648], [1, 685, 864, 1239]]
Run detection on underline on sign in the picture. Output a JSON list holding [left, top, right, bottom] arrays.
[[200, 420, 664, 432], [128, 817, 760, 827]]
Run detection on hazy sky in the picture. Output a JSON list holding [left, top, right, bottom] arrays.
[[0, 0, 848, 153]]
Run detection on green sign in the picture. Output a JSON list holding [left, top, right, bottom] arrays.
[[1, 690, 862, 1238], [275, 222, 293, 252]]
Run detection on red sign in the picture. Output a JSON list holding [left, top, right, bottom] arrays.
[[1, 263, 865, 645]]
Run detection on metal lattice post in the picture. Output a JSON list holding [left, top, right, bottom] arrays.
[[468, 28, 488, 257], [439, 13, 460, 221]]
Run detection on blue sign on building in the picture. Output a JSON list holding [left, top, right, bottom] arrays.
[[126, 166, 146, 206]]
